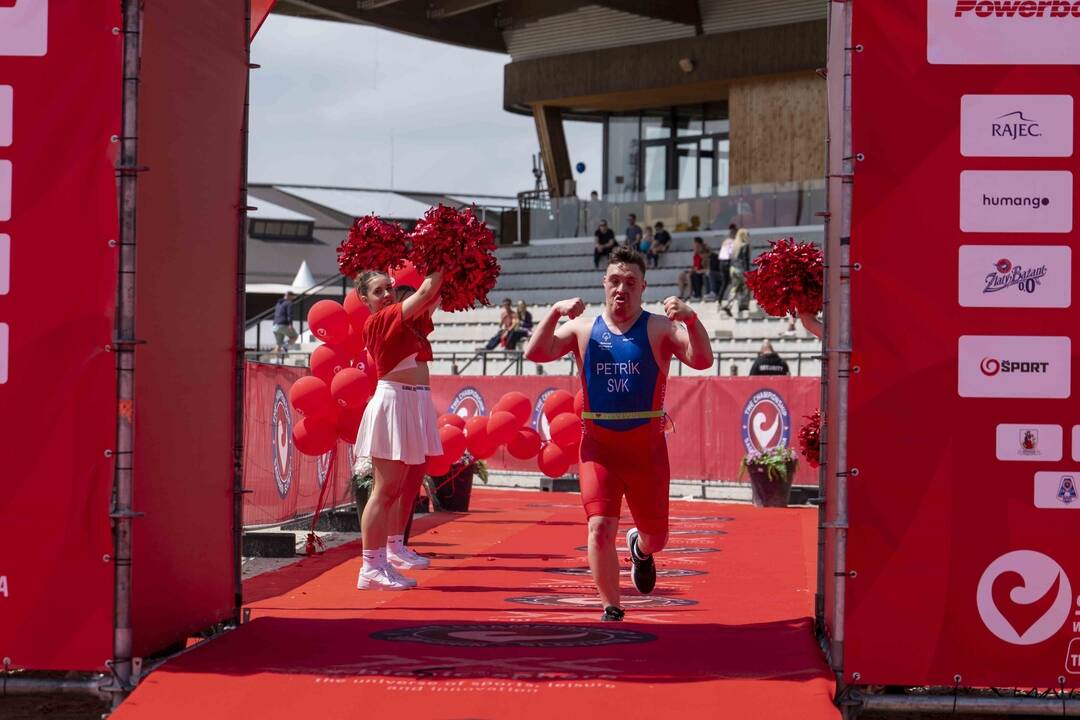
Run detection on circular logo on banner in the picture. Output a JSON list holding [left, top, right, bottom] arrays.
[[316, 449, 333, 487], [270, 385, 295, 498], [976, 550, 1072, 646], [448, 387, 486, 419], [980, 357, 1001, 376], [531, 387, 560, 439], [506, 595, 697, 609], [740, 389, 791, 453], [545, 567, 707, 578], [371, 623, 655, 648]]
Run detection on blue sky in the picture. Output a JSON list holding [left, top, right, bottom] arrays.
[[249, 15, 603, 199]]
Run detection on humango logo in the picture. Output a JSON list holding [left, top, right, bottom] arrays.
[[955, 0, 1080, 17], [982, 194, 1050, 210]]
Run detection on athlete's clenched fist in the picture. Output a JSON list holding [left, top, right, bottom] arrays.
[[552, 297, 585, 320], [662, 296, 696, 323]]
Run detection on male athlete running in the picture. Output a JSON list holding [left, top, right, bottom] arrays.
[[525, 246, 713, 621]]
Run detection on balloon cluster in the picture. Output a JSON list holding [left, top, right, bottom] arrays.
[[744, 238, 824, 317], [287, 263, 421, 456], [426, 389, 585, 480], [797, 410, 821, 469], [336, 205, 500, 313]]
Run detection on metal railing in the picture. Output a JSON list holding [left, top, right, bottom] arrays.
[[243, 348, 821, 377], [246, 272, 350, 350]]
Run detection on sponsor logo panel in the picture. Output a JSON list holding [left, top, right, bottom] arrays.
[[995, 424, 1063, 461], [961, 95, 1074, 157], [0, 0, 48, 57], [958, 335, 1070, 398], [930, 0, 1080, 65], [1034, 472, 1080, 508], [1074, 426, 1080, 462], [959, 245, 1070, 308], [0, 86, 10, 147], [960, 171, 1072, 234]]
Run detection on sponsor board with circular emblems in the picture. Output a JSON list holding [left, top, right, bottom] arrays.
[[530, 387, 560, 440], [740, 388, 791, 453], [448, 386, 486, 419], [505, 594, 697, 609], [270, 385, 295, 498], [316, 449, 333, 487], [371, 623, 656, 648], [545, 567, 707, 578]]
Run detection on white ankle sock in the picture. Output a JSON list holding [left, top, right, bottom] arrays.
[[362, 547, 387, 572], [387, 534, 405, 556]]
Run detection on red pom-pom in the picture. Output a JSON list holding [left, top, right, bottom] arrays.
[[798, 410, 822, 469], [744, 237, 824, 317], [408, 205, 501, 312], [337, 214, 408, 279]]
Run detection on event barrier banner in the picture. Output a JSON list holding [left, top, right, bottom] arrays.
[[846, 1, 1080, 687], [0, 3, 122, 671], [242, 362, 819, 527]]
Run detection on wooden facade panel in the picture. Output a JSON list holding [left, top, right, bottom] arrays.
[[729, 72, 825, 186]]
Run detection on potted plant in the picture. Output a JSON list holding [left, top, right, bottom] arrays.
[[351, 455, 375, 529], [739, 446, 798, 508], [426, 452, 487, 512]]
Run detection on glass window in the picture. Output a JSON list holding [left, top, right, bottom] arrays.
[[716, 138, 730, 196], [644, 145, 667, 202], [704, 103, 729, 135], [699, 138, 714, 197], [677, 105, 703, 137], [677, 141, 698, 199], [641, 111, 671, 141], [605, 115, 640, 200]]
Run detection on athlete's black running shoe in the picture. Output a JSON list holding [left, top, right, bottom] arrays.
[[626, 527, 656, 594], [601, 606, 625, 622]]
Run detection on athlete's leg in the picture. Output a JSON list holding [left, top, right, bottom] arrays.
[[387, 463, 430, 570], [623, 436, 671, 554], [587, 515, 621, 609]]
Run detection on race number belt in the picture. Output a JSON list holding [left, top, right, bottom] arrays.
[[580, 410, 666, 421]]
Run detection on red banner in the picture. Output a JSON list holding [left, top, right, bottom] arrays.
[[846, 1, 1080, 687], [0, 3, 122, 671], [242, 363, 819, 527]]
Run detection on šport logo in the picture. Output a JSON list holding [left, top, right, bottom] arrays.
[[955, 0, 1080, 16], [979, 356, 1049, 376], [977, 550, 1072, 645]]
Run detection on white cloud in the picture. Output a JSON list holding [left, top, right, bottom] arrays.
[[250, 16, 602, 198]]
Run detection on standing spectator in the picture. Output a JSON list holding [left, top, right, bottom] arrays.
[[677, 237, 711, 301], [484, 298, 516, 350], [648, 222, 672, 268], [505, 300, 534, 350], [589, 190, 599, 201], [711, 232, 734, 308], [593, 220, 617, 269], [725, 228, 752, 318], [749, 341, 790, 376], [272, 291, 299, 355], [624, 213, 643, 249]]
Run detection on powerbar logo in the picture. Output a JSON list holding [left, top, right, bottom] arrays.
[[955, 0, 1080, 16]]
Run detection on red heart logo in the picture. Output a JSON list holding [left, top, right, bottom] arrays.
[[991, 569, 1062, 639]]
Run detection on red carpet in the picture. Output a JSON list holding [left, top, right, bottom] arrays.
[[114, 489, 838, 720]]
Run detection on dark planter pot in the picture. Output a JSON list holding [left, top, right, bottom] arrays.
[[747, 460, 796, 508], [433, 467, 474, 512]]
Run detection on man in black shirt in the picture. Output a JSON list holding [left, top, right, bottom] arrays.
[[272, 291, 299, 354], [593, 220, 617, 269], [749, 341, 790, 376], [648, 221, 672, 268]]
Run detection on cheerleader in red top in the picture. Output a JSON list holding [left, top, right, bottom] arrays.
[[353, 268, 444, 590]]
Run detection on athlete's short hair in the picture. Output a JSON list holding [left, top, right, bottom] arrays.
[[608, 246, 647, 276]]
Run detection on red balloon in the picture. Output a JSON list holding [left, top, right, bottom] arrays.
[[336, 407, 364, 444], [307, 300, 351, 345], [330, 367, 372, 409], [426, 456, 452, 478], [542, 390, 575, 423], [354, 349, 376, 377], [289, 376, 335, 419], [507, 428, 541, 459], [493, 391, 531, 427], [310, 344, 352, 384], [486, 410, 520, 445], [391, 260, 423, 290], [293, 416, 337, 456], [538, 442, 571, 478], [438, 413, 466, 430], [574, 389, 585, 417], [339, 326, 366, 360], [549, 412, 582, 449], [438, 424, 467, 463], [343, 289, 372, 333], [464, 416, 492, 456]]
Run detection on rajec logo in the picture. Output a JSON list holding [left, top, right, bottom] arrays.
[[955, 0, 1080, 17], [977, 550, 1072, 645]]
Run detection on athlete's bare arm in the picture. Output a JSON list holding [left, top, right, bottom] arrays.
[[661, 296, 714, 370], [524, 297, 587, 363]]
